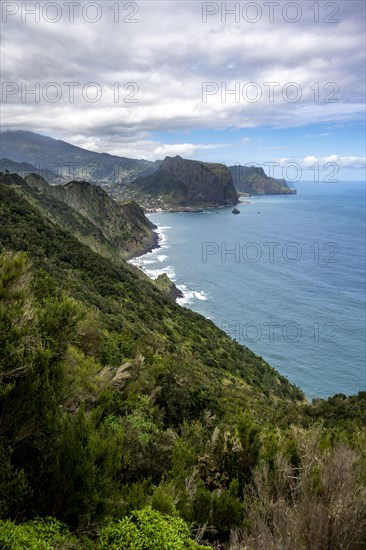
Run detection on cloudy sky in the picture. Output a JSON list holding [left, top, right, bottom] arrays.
[[1, 0, 365, 180]]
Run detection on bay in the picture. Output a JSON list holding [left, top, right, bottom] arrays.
[[131, 182, 366, 399]]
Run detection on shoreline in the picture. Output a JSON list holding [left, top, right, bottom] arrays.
[[144, 202, 238, 214], [128, 219, 209, 308], [126, 226, 161, 261]]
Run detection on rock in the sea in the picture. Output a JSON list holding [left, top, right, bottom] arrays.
[[232, 207, 240, 214], [153, 273, 183, 300]]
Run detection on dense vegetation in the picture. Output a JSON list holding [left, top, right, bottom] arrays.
[[0, 173, 156, 260], [0, 177, 365, 548]]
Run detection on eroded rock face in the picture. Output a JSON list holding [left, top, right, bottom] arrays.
[[123, 155, 239, 209], [229, 165, 296, 195]]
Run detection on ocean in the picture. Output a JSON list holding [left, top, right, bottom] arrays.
[[130, 182, 366, 400]]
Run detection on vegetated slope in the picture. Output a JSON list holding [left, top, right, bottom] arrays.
[[0, 130, 160, 189], [1, 180, 365, 549], [0, 181, 302, 411], [122, 155, 239, 209], [229, 164, 296, 195], [0, 172, 156, 259]]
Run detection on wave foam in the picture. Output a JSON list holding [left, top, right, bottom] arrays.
[[145, 266, 176, 281], [176, 285, 209, 306]]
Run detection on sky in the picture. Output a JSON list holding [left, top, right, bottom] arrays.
[[1, 0, 365, 181]]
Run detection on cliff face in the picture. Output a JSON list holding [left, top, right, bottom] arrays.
[[51, 179, 156, 254], [0, 172, 156, 259], [121, 156, 238, 210], [229, 165, 296, 195]]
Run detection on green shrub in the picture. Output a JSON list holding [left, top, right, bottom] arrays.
[[0, 517, 76, 549], [98, 506, 205, 549]]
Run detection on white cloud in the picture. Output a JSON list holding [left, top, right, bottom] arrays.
[[60, 134, 228, 162], [1, 0, 365, 156], [279, 155, 366, 169]]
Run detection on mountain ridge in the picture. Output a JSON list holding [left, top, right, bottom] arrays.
[[1, 132, 296, 202], [0, 172, 157, 260], [0, 130, 161, 192]]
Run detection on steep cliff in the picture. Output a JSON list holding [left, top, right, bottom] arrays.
[[121, 156, 239, 210], [229, 165, 296, 195]]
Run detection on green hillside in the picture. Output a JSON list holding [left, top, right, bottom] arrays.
[[0, 173, 156, 260], [0, 177, 365, 549], [0, 130, 160, 187]]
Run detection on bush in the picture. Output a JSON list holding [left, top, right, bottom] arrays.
[[98, 506, 206, 549], [0, 517, 77, 549]]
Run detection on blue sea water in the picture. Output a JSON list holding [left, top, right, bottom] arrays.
[[131, 182, 366, 399]]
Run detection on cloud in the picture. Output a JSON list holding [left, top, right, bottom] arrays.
[[305, 133, 330, 138], [61, 134, 228, 161], [1, 0, 365, 159], [146, 142, 227, 160], [278, 155, 366, 169]]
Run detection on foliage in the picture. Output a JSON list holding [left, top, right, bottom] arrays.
[[0, 517, 78, 550], [0, 178, 365, 547], [235, 428, 366, 550], [98, 506, 206, 549]]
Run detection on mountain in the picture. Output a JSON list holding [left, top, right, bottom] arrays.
[[229, 165, 296, 195], [0, 174, 365, 549], [0, 157, 64, 182], [121, 155, 239, 210], [0, 130, 161, 195], [1, 132, 295, 204], [0, 176, 304, 428], [0, 172, 157, 259]]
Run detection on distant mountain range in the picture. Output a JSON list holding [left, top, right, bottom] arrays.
[[0, 130, 160, 190], [1, 130, 295, 202]]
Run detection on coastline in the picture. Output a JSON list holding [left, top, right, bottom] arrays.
[[128, 218, 209, 308], [128, 221, 183, 301], [125, 224, 161, 261], [144, 202, 238, 214]]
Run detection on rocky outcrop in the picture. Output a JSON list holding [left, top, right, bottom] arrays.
[[153, 273, 183, 300], [229, 165, 296, 195], [121, 155, 239, 210]]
